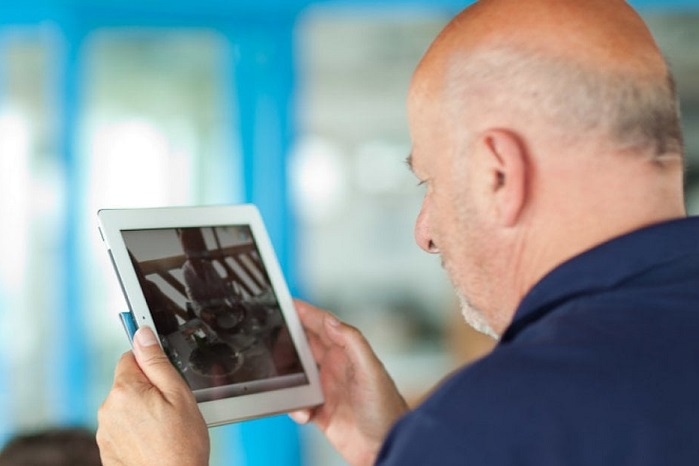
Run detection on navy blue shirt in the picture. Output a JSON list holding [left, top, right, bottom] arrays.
[[377, 217, 699, 465]]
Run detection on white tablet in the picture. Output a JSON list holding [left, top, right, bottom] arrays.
[[97, 205, 323, 426]]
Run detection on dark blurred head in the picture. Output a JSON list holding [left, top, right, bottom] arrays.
[[178, 228, 209, 258], [0, 427, 101, 466]]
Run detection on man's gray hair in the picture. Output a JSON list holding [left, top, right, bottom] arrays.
[[445, 46, 684, 157]]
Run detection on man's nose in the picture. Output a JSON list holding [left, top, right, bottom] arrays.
[[414, 202, 439, 254]]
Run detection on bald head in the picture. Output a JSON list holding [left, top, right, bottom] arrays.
[[412, 0, 683, 158], [408, 0, 686, 335], [432, 0, 664, 70]]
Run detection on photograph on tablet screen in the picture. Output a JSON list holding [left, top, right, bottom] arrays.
[[121, 225, 308, 403]]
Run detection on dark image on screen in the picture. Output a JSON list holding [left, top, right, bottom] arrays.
[[121, 225, 307, 402]]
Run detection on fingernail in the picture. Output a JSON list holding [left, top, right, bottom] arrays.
[[135, 327, 158, 347], [291, 410, 311, 424]]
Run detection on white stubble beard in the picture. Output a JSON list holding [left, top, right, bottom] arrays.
[[455, 289, 500, 340], [438, 232, 501, 340]]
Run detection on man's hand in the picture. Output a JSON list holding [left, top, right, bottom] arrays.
[[290, 300, 409, 466], [97, 327, 210, 466]]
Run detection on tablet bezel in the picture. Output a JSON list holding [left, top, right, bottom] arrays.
[[97, 204, 323, 426]]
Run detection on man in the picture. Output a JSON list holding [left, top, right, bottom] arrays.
[[97, 0, 699, 464]]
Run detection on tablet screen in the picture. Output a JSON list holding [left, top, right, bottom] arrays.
[[121, 225, 308, 403]]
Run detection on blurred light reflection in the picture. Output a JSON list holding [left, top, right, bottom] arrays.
[[291, 136, 347, 223], [0, 109, 30, 291]]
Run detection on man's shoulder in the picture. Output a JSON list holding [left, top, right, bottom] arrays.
[[377, 353, 559, 465], [379, 333, 699, 466], [419, 344, 573, 418]]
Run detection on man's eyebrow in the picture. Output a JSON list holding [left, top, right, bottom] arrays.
[[405, 153, 414, 172]]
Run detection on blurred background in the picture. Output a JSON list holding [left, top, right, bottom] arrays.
[[0, 0, 697, 464]]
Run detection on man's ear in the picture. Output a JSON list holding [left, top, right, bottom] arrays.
[[477, 129, 528, 227]]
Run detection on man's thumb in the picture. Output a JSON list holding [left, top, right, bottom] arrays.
[[133, 326, 184, 394]]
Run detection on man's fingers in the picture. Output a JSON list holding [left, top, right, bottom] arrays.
[[132, 327, 189, 399], [324, 317, 385, 379], [295, 299, 343, 348], [295, 300, 334, 340], [306, 331, 328, 366], [295, 299, 372, 368], [294, 300, 324, 334], [289, 408, 313, 425], [112, 350, 149, 387]]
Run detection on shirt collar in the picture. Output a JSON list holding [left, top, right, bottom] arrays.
[[501, 216, 699, 343]]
